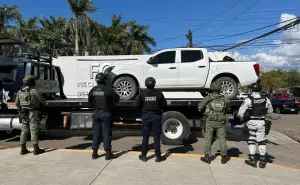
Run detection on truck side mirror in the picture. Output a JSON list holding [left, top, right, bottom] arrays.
[[147, 57, 156, 64]]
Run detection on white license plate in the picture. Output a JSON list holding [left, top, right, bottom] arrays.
[[291, 109, 295, 111]]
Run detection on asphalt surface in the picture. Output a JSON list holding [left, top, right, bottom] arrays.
[[0, 113, 300, 169]]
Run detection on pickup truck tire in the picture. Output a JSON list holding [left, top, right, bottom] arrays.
[[161, 111, 190, 145], [113, 76, 138, 100], [213, 77, 238, 99]]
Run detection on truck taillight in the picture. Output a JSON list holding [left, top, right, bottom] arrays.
[[253, 63, 260, 76]]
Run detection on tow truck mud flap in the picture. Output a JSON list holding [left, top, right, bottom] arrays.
[[0, 118, 22, 131], [70, 112, 93, 130]]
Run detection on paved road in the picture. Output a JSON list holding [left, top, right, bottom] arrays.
[[0, 114, 300, 169]]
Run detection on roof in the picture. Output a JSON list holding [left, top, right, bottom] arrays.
[[0, 37, 25, 45]]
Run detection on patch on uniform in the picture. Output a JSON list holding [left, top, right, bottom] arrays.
[[93, 91, 104, 96], [145, 96, 156, 101], [253, 99, 266, 104]]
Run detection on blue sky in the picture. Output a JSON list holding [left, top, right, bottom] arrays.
[[2, 0, 300, 58]]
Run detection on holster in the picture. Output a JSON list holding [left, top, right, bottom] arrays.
[[243, 109, 252, 122], [265, 120, 272, 135]]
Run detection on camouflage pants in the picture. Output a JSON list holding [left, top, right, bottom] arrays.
[[246, 120, 266, 156], [204, 121, 227, 155], [19, 109, 41, 145]]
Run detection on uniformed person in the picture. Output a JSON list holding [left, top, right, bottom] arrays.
[[133, 77, 167, 162], [88, 73, 120, 160], [198, 83, 231, 164], [15, 75, 46, 155], [238, 82, 273, 168]]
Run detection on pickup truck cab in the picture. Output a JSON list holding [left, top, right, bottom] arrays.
[[106, 48, 260, 100]]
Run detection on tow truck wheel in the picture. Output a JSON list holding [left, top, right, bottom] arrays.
[[161, 111, 190, 145], [113, 76, 138, 100]]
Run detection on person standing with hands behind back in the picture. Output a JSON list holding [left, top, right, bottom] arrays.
[[88, 73, 120, 160], [134, 77, 167, 162]]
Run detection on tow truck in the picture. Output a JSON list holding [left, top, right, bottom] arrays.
[[0, 38, 244, 145]]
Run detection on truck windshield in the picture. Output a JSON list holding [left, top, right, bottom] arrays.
[[0, 66, 18, 83]]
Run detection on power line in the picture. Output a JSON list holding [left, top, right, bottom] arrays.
[[157, 0, 246, 42], [193, 17, 297, 43], [196, 0, 261, 46]]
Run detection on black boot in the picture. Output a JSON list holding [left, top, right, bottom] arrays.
[[92, 149, 99, 160], [259, 155, 267, 168], [139, 154, 147, 162], [105, 151, 116, 160], [245, 155, 257, 168], [33, 144, 45, 155], [155, 155, 166, 163], [221, 155, 230, 164], [201, 154, 211, 164], [20, 144, 29, 155]]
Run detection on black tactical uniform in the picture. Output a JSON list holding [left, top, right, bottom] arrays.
[[134, 77, 167, 162], [88, 73, 120, 160]]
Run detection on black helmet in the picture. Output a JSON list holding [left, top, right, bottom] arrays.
[[23, 75, 36, 86], [249, 83, 262, 92], [145, 77, 156, 89], [95, 73, 105, 84]]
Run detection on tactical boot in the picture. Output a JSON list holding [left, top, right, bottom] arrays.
[[245, 155, 257, 168], [20, 144, 29, 155], [259, 155, 267, 169], [92, 149, 99, 160], [105, 151, 116, 160], [139, 155, 147, 162], [155, 155, 166, 163], [33, 144, 45, 155], [221, 155, 230, 164], [201, 154, 211, 164]]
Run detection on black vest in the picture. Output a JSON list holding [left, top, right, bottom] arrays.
[[249, 96, 267, 117]]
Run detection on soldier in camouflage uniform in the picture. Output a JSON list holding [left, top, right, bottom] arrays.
[[198, 83, 231, 164], [238, 82, 273, 168], [15, 75, 46, 155]]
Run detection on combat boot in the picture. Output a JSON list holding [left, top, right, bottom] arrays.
[[221, 155, 230, 164], [259, 155, 267, 168], [105, 151, 116, 160], [155, 155, 166, 163], [201, 154, 211, 164], [245, 155, 257, 168], [92, 149, 99, 160], [33, 144, 45, 155], [20, 144, 29, 155], [139, 154, 147, 162]]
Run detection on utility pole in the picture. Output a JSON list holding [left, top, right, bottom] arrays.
[[186, 30, 194, 48]]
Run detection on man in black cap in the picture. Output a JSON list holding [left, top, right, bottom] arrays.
[[134, 77, 167, 162], [88, 73, 120, 160]]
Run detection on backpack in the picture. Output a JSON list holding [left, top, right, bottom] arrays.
[[206, 96, 227, 122], [18, 88, 33, 108]]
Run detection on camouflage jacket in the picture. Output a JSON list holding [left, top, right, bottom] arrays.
[[198, 92, 230, 124], [15, 86, 46, 110]]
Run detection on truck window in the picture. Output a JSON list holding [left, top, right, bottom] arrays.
[[154, 51, 175, 64], [0, 66, 18, 83], [31, 64, 39, 78], [181, 50, 203, 63]]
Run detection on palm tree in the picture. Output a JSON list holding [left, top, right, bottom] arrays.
[[67, 0, 98, 55], [0, 4, 20, 35], [39, 16, 73, 56], [11, 17, 39, 48], [124, 21, 156, 55]]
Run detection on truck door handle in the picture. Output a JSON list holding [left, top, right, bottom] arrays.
[[169, 67, 176, 69], [198, 65, 206, 68]]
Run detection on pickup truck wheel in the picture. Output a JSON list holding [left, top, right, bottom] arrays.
[[213, 77, 238, 99], [113, 76, 138, 100], [161, 111, 190, 145]]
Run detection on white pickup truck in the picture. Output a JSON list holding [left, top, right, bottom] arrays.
[[105, 48, 260, 100]]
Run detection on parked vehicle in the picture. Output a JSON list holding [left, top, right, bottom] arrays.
[[271, 98, 299, 114], [106, 48, 260, 100]]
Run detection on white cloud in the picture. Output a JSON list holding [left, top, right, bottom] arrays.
[[229, 13, 300, 71]]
